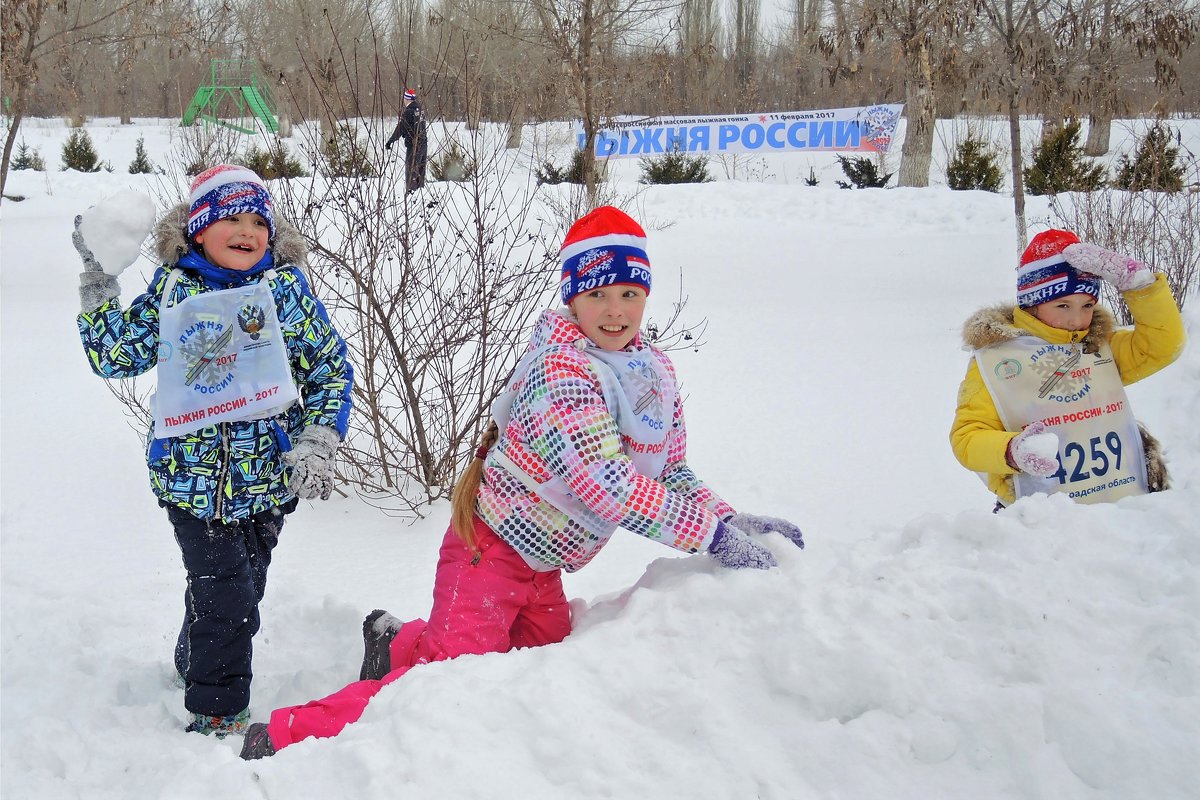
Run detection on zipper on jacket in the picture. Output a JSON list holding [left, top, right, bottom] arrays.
[[215, 422, 231, 522]]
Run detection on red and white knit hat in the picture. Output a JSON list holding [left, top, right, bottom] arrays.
[[1016, 228, 1099, 308], [403, 88, 417, 103], [559, 206, 651, 305], [187, 164, 275, 242]]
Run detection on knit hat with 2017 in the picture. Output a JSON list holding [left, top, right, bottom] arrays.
[[187, 164, 276, 242], [1016, 228, 1100, 308], [559, 206, 651, 305]]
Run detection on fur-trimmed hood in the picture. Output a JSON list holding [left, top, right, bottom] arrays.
[[961, 303, 1116, 355], [152, 202, 309, 268]]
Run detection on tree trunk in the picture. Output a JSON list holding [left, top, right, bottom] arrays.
[[898, 36, 935, 188], [1007, 86, 1028, 252], [1084, 113, 1112, 156]]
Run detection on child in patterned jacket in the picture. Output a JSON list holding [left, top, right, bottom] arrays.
[[75, 165, 353, 737], [238, 205, 803, 759], [950, 228, 1184, 509]]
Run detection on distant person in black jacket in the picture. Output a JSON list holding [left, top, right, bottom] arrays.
[[385, 88, 427, 192]]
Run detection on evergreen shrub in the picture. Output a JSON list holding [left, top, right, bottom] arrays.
[[1113, 122, 1185, 193], [946, 135, 1003, 192], [835, 155, 892, 188], [639, 149, 712, 184], [11, 142, 46, 171], [1025, 120, 1106, 196], [129, 136, 155, 174], [61, 129, 101, 172]]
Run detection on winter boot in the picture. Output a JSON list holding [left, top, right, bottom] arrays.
[[185, 708, 250, 738], [360, 609, 403, 681], [239, 723, 276, 760]]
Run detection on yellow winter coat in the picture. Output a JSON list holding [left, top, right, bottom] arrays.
[[950, 273, 1185, 505]]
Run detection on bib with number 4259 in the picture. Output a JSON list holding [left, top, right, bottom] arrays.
[[152, 268, 299, 438], [975, 336, 1147, 504]]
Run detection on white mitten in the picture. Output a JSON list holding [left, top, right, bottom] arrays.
[[1006, 421, 1060, 478], [1063, 242, 1154, 292]]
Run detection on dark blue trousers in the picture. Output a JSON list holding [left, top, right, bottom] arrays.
[[166, 499, 295, 716]]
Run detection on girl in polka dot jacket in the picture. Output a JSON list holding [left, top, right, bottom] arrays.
[[239, 206, 805, 759]]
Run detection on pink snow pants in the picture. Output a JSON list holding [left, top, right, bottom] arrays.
[[267, 517, 571, 750]]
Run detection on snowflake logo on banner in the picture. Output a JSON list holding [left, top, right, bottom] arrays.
[[861, 105, 901, 152]]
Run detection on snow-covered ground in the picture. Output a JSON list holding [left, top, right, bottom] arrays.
[[2, 117, 1197, 800]]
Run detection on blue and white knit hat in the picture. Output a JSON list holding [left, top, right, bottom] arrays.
[[1017, 228, 1100, 308], [404, 88, 417, 103], [559, 206, 651, 305], [188, 164, 275, 242]]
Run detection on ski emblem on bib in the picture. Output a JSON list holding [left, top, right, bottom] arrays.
[[181, 324, 235, 390], [1029, 344, 1091, 403]]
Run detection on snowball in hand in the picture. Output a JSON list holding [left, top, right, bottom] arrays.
[[77, 190, 157, 276]]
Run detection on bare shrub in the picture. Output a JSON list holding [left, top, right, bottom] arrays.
[[272, 120, 562, 516], [1049, 189, 1200, 323]]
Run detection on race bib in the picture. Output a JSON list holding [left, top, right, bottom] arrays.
[[153, 269, 299, 437], [976, 336, 1147, 503]]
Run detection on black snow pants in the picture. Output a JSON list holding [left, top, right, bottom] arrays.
[[167, 499, 296, 716]]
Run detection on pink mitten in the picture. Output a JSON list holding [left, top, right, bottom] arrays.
[[1006, 421, 1060, 478], [1063, 242, 1154, 292]]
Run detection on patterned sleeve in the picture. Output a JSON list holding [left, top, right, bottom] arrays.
[[523, 349, 719, 553], [657, 389, 737, 520], [277, 268, 354, 437], [76, 267, 170, 379]]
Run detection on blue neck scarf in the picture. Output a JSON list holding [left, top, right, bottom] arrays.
[[177, 247, 275, 289]]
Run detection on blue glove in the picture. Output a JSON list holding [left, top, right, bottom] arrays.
[[708, 522, 777, 570], [726, 512, 804, 550]]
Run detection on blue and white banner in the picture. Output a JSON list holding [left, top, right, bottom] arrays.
[[576, 104, 904, 160]]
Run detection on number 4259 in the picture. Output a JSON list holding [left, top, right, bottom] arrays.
[[1052, 431, 1123, 484]]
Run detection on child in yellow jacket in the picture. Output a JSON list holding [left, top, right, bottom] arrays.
[[951, 229, 1185, 508]]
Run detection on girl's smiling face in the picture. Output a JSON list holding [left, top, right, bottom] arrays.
[[194, 213, 270, 271], [569, 285, 648, 351], [1031, 293, 1097, 332]]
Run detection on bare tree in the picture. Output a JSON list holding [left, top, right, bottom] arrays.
[[1, 0, 175, 197], [855, 0, 971, 187], [730, 0, 761, 109], [525, 0, 681, 201], [676, 0, 722, 112], [1061, 0, 1197, 155], [975, 0, 1058, 249]]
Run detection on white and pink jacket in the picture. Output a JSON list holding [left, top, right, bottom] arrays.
[[476, 309, 734, 571]]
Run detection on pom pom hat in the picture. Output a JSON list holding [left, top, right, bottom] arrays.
[[559, 206, 651, 305], [1016, 228, 1100, 308], [188, 164, 276, 242], [404, 88, 417, 103]]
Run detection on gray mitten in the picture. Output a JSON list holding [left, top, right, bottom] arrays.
[[708, 522, 778, 570], [726, 512, 805, 550], [75, 215, 121, 312], [283, 425, 341, 500]]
